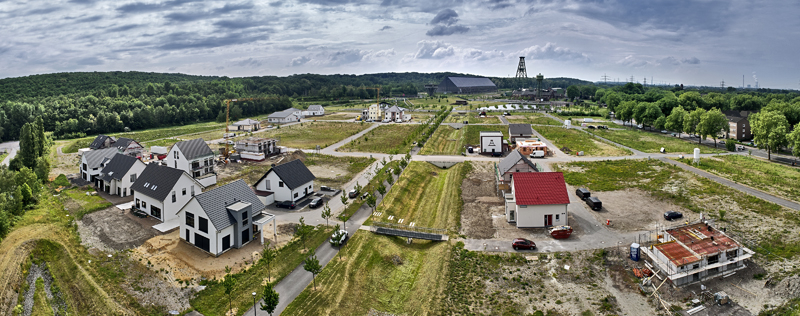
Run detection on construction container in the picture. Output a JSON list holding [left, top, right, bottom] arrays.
[[630, 243, 640, 261]]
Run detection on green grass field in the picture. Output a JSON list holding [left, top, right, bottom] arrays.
[[219, 154, 374, 189], [282, 161, 470, 315], [313, 113, 359, 121], [191, 226, 333, 316], [62, 122, 226, 153], [367, 161, 470, 230], [505, 113, 561, 125], [420, 125, 508, 155], [61, 187, 113, 219], [254, 122, 370, 149], [443, 112, 500, 124], [535, 126, 631, 157], [589, 129, 725, 154], [336, 125, 418, 154], [675, 155, 800, 202], [340, 160, 399, 220]]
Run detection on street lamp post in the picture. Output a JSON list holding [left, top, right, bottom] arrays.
[[252, 292, 257, 316]]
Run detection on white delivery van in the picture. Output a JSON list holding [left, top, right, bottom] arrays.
[[530, 150, 545, 158]]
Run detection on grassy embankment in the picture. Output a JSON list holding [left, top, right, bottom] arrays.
[[282, 161, 471, 315], [589, 129, 725, 154], [31, 278, 50, 316], [554, 160, 800, 273], [339, 160, 400, 220], [534, 126, 631, 157], [337, 125, 418, 154], [190, 226, 333, 316], [420, 125, 508, 155], [674, 155, 800, 203], [62, 121, 226, 153]]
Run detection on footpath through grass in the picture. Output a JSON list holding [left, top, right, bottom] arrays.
[[589, 128, 725, 154], [674, 155, 800, 203], [190, 226, 333, 316], [256, 121, 370, 149], [535, 126, 631, 157], [367, 161, 471, 231], [281, 231, 451, 316], [337, 125, 417, 154], [62, 121, 225, 153], [554, 160, 800, 263], [340, 160, 400, 220], [420, 125, 508, 155]]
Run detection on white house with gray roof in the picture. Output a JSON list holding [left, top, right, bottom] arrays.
[[80, 147, 121, 187], [178, 179, 274, 256], [496, 150, 539, 190], [254, 159, 316, 205], [166, 138, 217, 187], [131, 164, 203, 226], [98, 153, 146, 197], [267, 108, 303, 123], [302, 104, 325, 116]]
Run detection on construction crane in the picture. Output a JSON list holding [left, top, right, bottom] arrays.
[[222, 97, 279, 158]]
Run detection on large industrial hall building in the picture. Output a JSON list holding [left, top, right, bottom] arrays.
[[436, 77, 498, 94]]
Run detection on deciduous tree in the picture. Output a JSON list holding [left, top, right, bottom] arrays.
[[260, 283, 279, 316], [303, 250, 322, 290], [697, 108, 728, 147], [683, 108, 706, 143], [665, 105, 687, 136], [751, 110, 790, 160]]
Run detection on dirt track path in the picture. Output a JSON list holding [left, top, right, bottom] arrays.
[[0, 224, 130, 315]]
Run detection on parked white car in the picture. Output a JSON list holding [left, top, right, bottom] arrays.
[[329, 229, 348, 246], [529, 150, 545, 158]]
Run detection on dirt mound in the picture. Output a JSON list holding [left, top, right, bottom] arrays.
[[278, 223, 298, 235], [290, 150, 307, 162], [560, 146, 571, 153], [774, 276, 800, 298]]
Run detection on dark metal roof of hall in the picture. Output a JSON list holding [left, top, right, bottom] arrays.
[[443, 77, 497, 88]]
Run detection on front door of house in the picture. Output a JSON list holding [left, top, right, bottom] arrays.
[[544, 214, 553, 226]]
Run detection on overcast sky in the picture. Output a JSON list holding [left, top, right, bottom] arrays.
[[1, 0, 799, 89]]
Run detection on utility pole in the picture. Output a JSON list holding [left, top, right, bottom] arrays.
[[720, 80, 725, 89], [602, 74, 609, 85], [644, 77, 647, 86]]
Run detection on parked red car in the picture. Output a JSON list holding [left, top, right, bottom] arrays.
[[512, 238, 536, 250]]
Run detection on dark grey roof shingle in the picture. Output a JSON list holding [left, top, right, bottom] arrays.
[[268, 108, 302, 118], [84, 147, 121, 169], [174, 138, 213, 160], [194, 179, 265, 230], [89, 135, 114, 149], [509, 124, 533, 135], [113, 137, 141, 151], [307, 105, 323, 111], [498, 150, 537, 174], [131, 164, 190, 201], [100, 154, 140, 182], [256, 159, 316, 190]]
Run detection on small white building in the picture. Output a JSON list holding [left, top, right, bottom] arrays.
[[98, 154, 146, 197], [505, 172, 569, 227], [167, 138, 217, 187], [178, 179, 275, 256], [80, 147, 121, 187], [268, 108, 303, 123], [253, 159, 316, 205], [479, 131, 504, 155], [496, 150, 539, 190], [131, 164, 203, 225], [384, 105, 406, 122], [232, 118, 261, 132], [302, 104, 325, 116]]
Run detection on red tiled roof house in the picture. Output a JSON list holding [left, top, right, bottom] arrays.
[[505, 172, 570, 227]]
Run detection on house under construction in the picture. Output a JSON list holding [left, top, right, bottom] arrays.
[[641, 221, 754, 287]]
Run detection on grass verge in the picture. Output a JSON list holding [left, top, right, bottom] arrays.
[[444, 112, 501, 124], [535, 126, 631, 157], [281, 231, 451, 316], [190, 226, 333, 316], [252, 122, 370, 149], [420, 125, 508, 155], [61, 187, 113, 219], [337, 125, 418, 154], [589, 129, 725, 154], [340, 160, 400, 220], [506, 113, 561, 125]]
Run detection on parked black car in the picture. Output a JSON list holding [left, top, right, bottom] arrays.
[[664, 211, 683, 221], [276, 201, 296, 209], [587, 125, 596, 129], [586, 197, 602, 211], [576, 188, 591, 200], [348, 189, 358, 199], [309, 198, 323, 208]]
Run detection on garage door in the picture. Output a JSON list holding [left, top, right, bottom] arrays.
[[194, 234, 210, 252]]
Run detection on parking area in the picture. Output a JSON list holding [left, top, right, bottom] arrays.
[[264, 193, 330, 213]]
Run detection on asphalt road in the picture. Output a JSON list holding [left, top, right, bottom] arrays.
[[0, 141, 19, 166]]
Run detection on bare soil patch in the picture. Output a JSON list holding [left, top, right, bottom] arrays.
[[460, 162, 502, 238], [77, 207, 161, 252], [583, 187, 692, 232]]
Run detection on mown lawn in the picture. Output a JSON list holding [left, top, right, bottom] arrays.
[[337, 125, 418, 154], [675, 155, 800, 202], [419, 125, 508, 155], [313, 113, 358, 121], [506, 113, 561, 125], [589, 129, 725, 154], [535, 126, 631, 157], [191, 226, 333, 316], [282, 231, 451, 316], [62, 122, 226, 153], [366, 161, 470, 230], [256, 121, 370, 149], [443, 112, 500, 124], [554, 160, 800, 261]]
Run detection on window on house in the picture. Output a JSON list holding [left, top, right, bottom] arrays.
[[142, 201, 147, 208], [186, 212, 195, 227], [123, 188, 127, 196], [279, 181, 284, 187], [182, 188, 186, 196], [83, 163, 87, 170], [174, 151, 178, 159], [726, 249, 738, 259], [556, 214, 560, 221], [708, 254, 719, 265], [692, 264, 699, 270], [265, 180, 271, 190], [242, 212, 248, 225], [191, 186, 195, 196], [172, 191, 176, 203], [294, 193, 298, 198], [130, 174, 136, 182], [199, 217, 208, 233]]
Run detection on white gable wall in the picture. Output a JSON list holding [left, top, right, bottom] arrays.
[[481, 135, 503, 153], [256, 172, 314, 202], [166, 146, 190, 174], [515, 204, 568, 228], [179, 198, 221, 255], [134, 173, 202, 223]]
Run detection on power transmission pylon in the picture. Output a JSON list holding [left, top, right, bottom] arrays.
[[602, 74, 609, 85], [515, 57, 528, 78], [720, 80, 725, 89]]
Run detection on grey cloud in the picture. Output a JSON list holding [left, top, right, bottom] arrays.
[[658, 56, 680, 66], [214, 19, 266, 30], [164, 3, 254, 23], [77, 15, 104, 23], [168, 67, 177, 71], [269, 1, 283, 7], [430, 9, 459, 25], [235, 57, 262, 67], [682, 57, 700, 64], [617, 55, 649, 68], [216, 3, 255, 13], [463, 48, 504, 61], [290, 56, 311, 66], [486, 0, 512, 10], [75, 57, 104, 65], [379, 25, 392, 31], [69, 0, 98, 4], [426, 25, 469, 36], [107, 24, 143, 32], [154, 31, 268, 50], [413, 40, 455, 59], [216, 66, 225, 70], [26, 7, 62, 15], [319, 49, 366, 66], [518, 43, 589, 63], [116, 0, 202, 14]]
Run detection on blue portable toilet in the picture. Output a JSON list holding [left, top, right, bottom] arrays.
[[630, 243, 640, 261]]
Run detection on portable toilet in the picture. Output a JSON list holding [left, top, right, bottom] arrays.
[[630, 243, 641, 261]]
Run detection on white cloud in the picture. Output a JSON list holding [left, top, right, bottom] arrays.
[[517, 43, 590, 63], [462, 48, 504, 61], [412, 40, 456, 59], [290, 56, 311, 67]]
